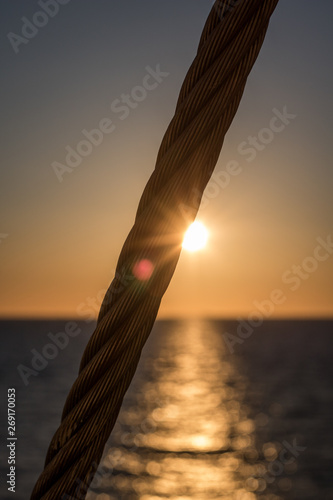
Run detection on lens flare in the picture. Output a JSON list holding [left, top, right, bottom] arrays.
[[182, 221, 208, 252], [133, 259, 154, 281]]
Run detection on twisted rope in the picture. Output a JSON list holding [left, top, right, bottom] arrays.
[[31, 1, 279, 498]]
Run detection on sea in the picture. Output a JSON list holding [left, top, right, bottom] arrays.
[[0, 319, 332, 500]]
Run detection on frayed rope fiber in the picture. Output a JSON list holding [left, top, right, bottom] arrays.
[[31, 1, 279, 498]]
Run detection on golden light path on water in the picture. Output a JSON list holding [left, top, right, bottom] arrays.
[[86, 321, 283, 500]]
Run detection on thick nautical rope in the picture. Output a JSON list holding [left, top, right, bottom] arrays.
[[31, 1, 279, 498]]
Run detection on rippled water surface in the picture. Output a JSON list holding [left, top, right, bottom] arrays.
[[0, 320, 332, 500]]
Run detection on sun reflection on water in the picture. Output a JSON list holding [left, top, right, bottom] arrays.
[[87, 321, 272, 499]]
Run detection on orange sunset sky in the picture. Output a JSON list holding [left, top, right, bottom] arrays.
[[1, 1, 332, 319]]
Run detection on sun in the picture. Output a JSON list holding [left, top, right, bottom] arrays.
[[182, 221, 208, 252]]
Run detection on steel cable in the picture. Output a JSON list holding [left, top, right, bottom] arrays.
[[31, 1, 280, 498]]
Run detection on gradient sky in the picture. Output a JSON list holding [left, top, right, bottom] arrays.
[[1, 0, 332, 319]]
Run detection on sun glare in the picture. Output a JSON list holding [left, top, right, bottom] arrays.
[[182, 221, 208, 252]]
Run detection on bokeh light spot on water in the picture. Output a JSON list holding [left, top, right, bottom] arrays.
[[245, 477, 259, 492], [256, 478, 267, 492], [132, 259, 154, 281], [146, 461, 161, 476], [190, 435, 212, 449], [263, 442, 278, 461]]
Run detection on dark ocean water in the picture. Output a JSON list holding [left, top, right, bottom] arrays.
[[0, 319, 332, 500]]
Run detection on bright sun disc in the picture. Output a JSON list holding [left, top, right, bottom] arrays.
[[182, 221, 208, 252]]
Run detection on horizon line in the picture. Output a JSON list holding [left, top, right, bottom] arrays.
[[0, 314, 332, 322]]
